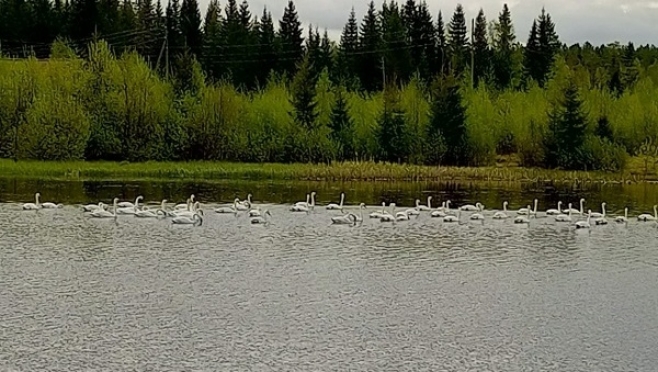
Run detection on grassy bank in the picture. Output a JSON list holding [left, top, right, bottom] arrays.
[[1, 158, 656, 183]]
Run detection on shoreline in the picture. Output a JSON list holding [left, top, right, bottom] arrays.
[[0, 159, 655, 184]]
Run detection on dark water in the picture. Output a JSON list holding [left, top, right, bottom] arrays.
[[1, 178, 658, 371]]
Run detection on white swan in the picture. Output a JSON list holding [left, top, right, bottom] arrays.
[[172, 213, 203, 226], [239, 193, 253, 208], [517, 199, 538, 215], [431, 202, 448, 218], [575, 210, 592, 229], [590, 202, 606, 219], [41, 200, 63, 209], [492, 201, 509, 219], [369, 202, 387, 218], [294, 192, 316, 208], [91, 198, 118, 218], [215, 200, 238, 214], [404, 199, 422, 216], [469, 210, 485, 220], [249, 206, 262, 217], [396, 211, 411, 221], [555, 203, 572, 223], [83, 202, 105, 212], [326, 192, 345, 210], [546, 201, 562, 216], [615, 208, 628, 224], [135, 206, 164, 218], [173, 202, 203, 217], [564, 198, 584, 215], [291, 193, 315, 212], [417, 196, 432, 212], [117, 195, 143, 209], [23, 193, 42, 210], [233, 198, 250, 212], [331, 212, 357, 225], [593, 203, 608, 225], [174, 194, 195, 210], [354, 203, 366, 222], [514, 205, 532, 224], [443, 208, 461, 223], [637, 205, 658, 222], [380, 203, 396, 222], [460, 202, 483, 212], [251, 210, 272, 224]]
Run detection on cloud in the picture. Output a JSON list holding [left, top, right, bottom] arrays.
[[196, 0, 658, 45]]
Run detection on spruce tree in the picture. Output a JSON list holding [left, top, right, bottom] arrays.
[[358, 1, 382, 91], [381, 1, 411, 85], [290, 54, 318, 131], [523, 20, 540, 86], [472, 8, 490, 87], [544, 81, 588, 169], [202, 0, 223, 79], [435, 11, 448, 75], [335, 8, 359, 85], [377, 84, 408, 163], [595, 115, 613, 142], [621, 42, 638, 89], [180, 0, 202, 58], [278, 0, 304, 78], [28, 0, 57, 53], [492, 4, 516, 90], [69, 0, 99, 42], [319, 29, 333, 74], [165, 0, 183, 70], [306, 25, 321, 78], [448, 4, 468, 76], [329, 86, 355, 160], [427, 75, 468, 165], [256, 7, 277, 85], [415, 1, 435, 80]]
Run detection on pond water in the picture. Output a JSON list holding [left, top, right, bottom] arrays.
[[1, 178, 658, 371]]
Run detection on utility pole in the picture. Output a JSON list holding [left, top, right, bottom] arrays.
[[381, 56, 386, 89], [470, 18, 475, 88]]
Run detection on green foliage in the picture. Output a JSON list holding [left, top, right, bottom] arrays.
[[427, 75, 467, 165], [544, 82, 588, 169], [377, 85, 408, 163]]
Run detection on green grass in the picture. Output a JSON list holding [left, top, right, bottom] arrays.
[[0, 158, 656, 183]]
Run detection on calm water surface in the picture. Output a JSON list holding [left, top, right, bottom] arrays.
[[1, 178, 658, 371]]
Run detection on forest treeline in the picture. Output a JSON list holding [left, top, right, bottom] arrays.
[[1, 0, 658, 170]]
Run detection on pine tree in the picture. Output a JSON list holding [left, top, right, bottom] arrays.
[[544, 81, 588, 169], [329, 86, 354, 160], [28, 0, 57, 54], [448, 4, 468, 76], [278, 0, 304, 78], [427, 75, 467, 165], [256, 7, 277, 85], [358, 1, 381, 91], [180, 0, 202, 57], [472, 8, 490, 87], [69, 0, 99, 42], [377, 84, 409, 163], [136, 0, 158, 61], [335, 8, 359, 84], [492, 4, 516, 90]]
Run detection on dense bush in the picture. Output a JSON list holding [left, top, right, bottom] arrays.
[[1, 40, 658, 172]]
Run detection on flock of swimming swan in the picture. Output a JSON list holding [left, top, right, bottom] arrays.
[[19, 192, 658, 228]]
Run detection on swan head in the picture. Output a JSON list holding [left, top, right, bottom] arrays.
[[162, 199, 167, 204], [503, 201, 508, 207], [190, 194, 195, 201], [36, 192, 41, 197], [428, 196, 433, 200], [137, 195, 144, 201], [234, 198, 240, 203], [360, 203, 366, 208]]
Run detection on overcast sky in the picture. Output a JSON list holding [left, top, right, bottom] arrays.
[[197, 0, 658, 46]]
